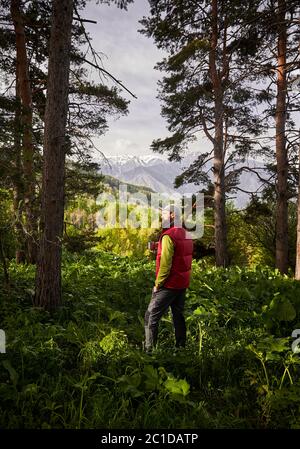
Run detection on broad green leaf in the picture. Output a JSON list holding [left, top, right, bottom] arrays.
[[164, 377, 190, 396]]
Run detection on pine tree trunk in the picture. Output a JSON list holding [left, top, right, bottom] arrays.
[[275, 0, 288, 274], [210, 0, 228, 267], [11, 0, 37, 264], [295, 133, 300, 280], [35, 0, 73, 310], [13, 81, 26, 263], [213, 94, 228, 267]]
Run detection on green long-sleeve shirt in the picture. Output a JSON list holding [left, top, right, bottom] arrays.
[[155, 235, 174, 288]]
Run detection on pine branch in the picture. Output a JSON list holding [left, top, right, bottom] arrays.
[[73, 5, 137, 99], [76, 56, 137, 99], [73, 17, 97, 24]]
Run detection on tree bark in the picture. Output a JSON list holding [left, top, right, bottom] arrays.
[[11, 0, 37, 264], [35, 0, 73, 310], [13, 79, 26, 263], [295, 131, 300, 280], [275, 0, 288, 274], [209, 0, 228, 267]]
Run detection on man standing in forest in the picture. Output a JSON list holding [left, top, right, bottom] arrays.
[[144, 204, 193, 353]]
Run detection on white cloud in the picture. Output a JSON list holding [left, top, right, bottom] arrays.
[[114, 138, 138, 152]]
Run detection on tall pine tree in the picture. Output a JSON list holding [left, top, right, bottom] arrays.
[[140, 0, 267, 266]]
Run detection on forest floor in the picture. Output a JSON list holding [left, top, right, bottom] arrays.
[[1, 250, 300, 428]]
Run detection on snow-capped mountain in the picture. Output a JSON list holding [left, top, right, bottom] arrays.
[[101, 153, 195, 198], [99, 152, 266, 208]]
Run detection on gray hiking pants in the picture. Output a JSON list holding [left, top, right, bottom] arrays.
[[144, 286, 186, 351]]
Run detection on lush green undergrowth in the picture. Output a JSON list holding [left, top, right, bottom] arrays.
[[1, 251, 300, 428]]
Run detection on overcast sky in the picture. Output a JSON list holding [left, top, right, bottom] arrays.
[[84, 0, 203, 159], [81, 1, 300, 167]]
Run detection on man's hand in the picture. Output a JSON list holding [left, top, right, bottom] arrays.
[[153, 285, 159, 293]]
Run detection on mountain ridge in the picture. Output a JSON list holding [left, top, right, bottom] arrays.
[[99, 152, 266, 208]]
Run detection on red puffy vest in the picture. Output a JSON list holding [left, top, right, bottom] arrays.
[[155, 226, 193, 289]]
